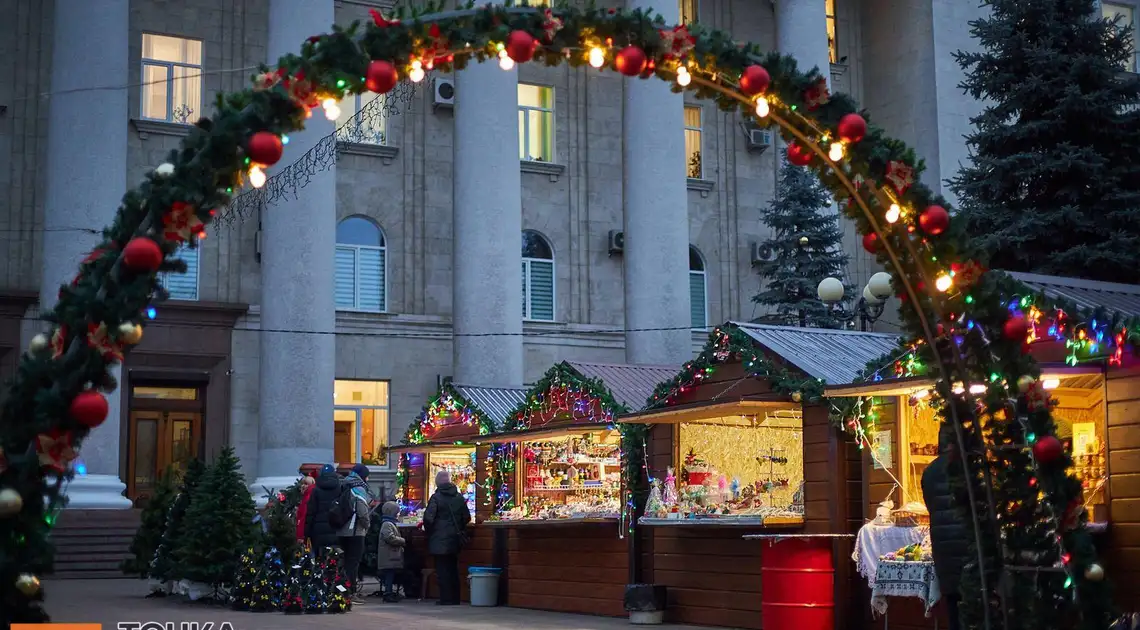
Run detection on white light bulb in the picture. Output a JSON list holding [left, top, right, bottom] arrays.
[[969, 384, 987, 395], [828, 142, 845, 161], [248, 166, 267, 189], [935, 274, 953, 292], [952, 383, 965, 395], [1042, 378, 1061, 390], [588, 48, 605, 69], [676, 67, 691, 87], [885, 203, 901, 224], [755, 97, 770, 118], [498, 50, 515, 71], [321, 98, 341, 121], [409, 60, 425, 83]]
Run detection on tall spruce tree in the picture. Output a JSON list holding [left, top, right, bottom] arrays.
[[174, 448, 256, 589], [122, 466, 178, 577], [754, 159, 851, 328], [150, 458, 205, 584], [951, 0, 1140, 283]]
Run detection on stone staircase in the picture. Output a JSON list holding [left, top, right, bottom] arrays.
[[50, 509, 140, 579]]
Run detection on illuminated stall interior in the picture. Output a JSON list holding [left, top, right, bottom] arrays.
[[515, 429, 622, 520], [428, 447, 478, 514]]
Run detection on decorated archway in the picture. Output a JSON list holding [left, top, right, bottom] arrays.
[[0, 3, 1134, 627]]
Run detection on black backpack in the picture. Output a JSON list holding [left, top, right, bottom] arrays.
[[327, 487, 356, 529]]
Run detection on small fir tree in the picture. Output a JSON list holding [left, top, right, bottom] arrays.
[[260, 482, 303, 563], [150, 458, 206, 584], [122, 466, 178, 577], [174, 447, 256, 590], [250, 547, 286, 612], [950, 0, 1140, 283], [754, 159, 851, 327], [230, 548, 259, 611]]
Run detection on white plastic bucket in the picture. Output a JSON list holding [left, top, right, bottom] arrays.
[[467, 567, 502, 607]]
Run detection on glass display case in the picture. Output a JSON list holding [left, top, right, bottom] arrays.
[[499, 431, 621, 521]]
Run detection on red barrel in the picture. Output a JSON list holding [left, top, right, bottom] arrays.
[[760, 537, 835, 630]]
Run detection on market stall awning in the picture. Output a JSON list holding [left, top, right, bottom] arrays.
[[386, 441, 480, 455], [620, 398, 799, 425], [823, 364, 1105, 398], [476, 422, 619, 444]]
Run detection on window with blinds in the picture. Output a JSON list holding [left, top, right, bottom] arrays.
[[522, 230, 555, 321], [160, 244, 199, 301], [689, 246, 707, 329], [684, 105, 702, 179], [335, 217, 387, 312]]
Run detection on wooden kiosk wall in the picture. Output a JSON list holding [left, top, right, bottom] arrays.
[[1106, 364, 1140, 607], [505, 522, 629, 616]]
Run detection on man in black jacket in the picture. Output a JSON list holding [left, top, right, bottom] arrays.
[[305, 464, 342, 555], [423, 470, 471, 605], [922, 429, 970, 630]]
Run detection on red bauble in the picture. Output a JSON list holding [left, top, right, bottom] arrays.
[[615, 45, 647, 76], [787, 142, 812, 166], [738, 65, 770, 96], [246, 131, 284, 166], [1003, 315, 1030, 342], [862, 232, 879, 254], [506, 30, 536, 63], [122, 237, 163, 273], [918, 205, 950, 236], [1032, 435, 1063, 465], [365, 60, 398, 94], [70, 390, 109, 428], [837, 113, 867, 143]]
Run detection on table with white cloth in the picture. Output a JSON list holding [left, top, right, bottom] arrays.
[[852, 522, 929, 586], [871, 560, 942, 617]]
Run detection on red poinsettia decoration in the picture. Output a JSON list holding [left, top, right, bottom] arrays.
[[254, 68, 283, 91], [369, 7, 399, 27], [885, 160, 914, 194], [37, 430, 77, 474], [542, 9, 564, 43], [284, 70, 320, 109], [1024, 380, 1054, 412], [163, 201, 205, 243], [87, 323, 123, 363], [419, 23, 451, 68], [803, 77, 830, 109], [954, 260, 986, 289], [659, 25, 696, 60], [50, 325, 69, 360]]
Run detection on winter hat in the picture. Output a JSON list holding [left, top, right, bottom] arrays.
[[351, 463, 370, 479], [320, 463, 336, 474]]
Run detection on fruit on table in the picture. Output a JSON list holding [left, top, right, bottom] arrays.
[[881, 543, 931, 562]]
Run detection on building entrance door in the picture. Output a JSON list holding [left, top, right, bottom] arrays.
[[127, 385, 204, 506]]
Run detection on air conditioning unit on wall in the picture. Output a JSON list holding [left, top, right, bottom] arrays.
[[750, 242, 776, 267], [746, 127, 773, 153], [607, 230, 624, 256], [433, 77, 455, 110]]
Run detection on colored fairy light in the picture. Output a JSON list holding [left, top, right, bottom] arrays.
[[935, 274, 953, 292], [281, 135, 290, 145], [146, 307, 157, 319]]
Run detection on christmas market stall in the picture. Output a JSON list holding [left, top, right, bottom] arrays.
[[826, 272, 1140, 628], [622, 322, 899, 630], [482, 361, 677, 617]]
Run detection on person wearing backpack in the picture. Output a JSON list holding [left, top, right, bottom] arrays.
[[304, 465, 341, 555], [423, 469, 471, 605], [335, 464, 373, 603]]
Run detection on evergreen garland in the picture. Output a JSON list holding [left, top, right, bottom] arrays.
[[402, 381, 495, 445], [506, 361, 628, 430], [122, 466, 178, 577]]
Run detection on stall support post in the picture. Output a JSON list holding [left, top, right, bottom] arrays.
[[492, 526, 510, 606]]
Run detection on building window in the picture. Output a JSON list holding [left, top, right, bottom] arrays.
[[684, 105, 703, 179], [336, 92, 387, 145], [689, 246, 707, 330], [159, 243, 199, 301], [826, 0, 838, 64], [518, 84, 555, 162], [334, 380, 390, 466], [522, 230, 555, 322], [680, 0, 698, 23], [1104, 2, 1138, 72], [335, 216, 387, 312], [141, 34, 203, 123]]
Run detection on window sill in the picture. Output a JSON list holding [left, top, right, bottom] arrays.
[[336, 141, 400, 165], [687, 178, 715, 197], [520, 160, 566, 182], [131, 119, 193, 140]]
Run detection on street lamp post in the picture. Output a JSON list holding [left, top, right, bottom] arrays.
[[817, 271, 893, 331]]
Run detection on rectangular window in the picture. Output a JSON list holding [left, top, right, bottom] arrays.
[[684, 105, 703, 179], [1104, 2, 1138, 72], [336, 92, 388, 145], [522, 259, 555, 321], [689, 270, 706, 329], [518, 84, 555, 162], [160, 244, 199, 301], [679, 0, 699, 24], [141, 34, 203, 123], [334, 380, 390, 466], [334, 245, 386, 312], [826, 0, 838, 64]]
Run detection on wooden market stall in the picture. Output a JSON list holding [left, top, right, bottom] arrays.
[[623, 322, 900, 630]]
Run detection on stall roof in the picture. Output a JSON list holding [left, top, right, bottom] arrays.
[[453, 385, 527, 429], [566, 361, 678, 411], [1005, 271, 1140, 318], [729, 321, 900, 386]]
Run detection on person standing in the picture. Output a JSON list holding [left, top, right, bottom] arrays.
[[304, 465, 342, 555], [337, 464, 373, 603], [921, 428, 970, 630], [423, 470, 471, 605], [295, 473, 316, 544], [377, 501, 406, 603]]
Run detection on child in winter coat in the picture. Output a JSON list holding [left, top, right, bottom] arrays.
[[377, 501, 406, 602]]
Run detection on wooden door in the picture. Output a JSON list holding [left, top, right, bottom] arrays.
[[128, 410, 202, 505]]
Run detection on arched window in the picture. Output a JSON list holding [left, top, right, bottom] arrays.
[[335, 216, 386, 312], [689, 246, 707, 330], [522, 230, 555, 321]]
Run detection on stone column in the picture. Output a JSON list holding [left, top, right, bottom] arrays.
[[252, 0, 337, 497], [776, 0, 831, 87], [452, 58, 524, 387], [41, 0, 132, 509], [623, 0, 692, 366]]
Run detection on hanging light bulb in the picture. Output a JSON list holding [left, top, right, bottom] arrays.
[[676, 66, 691, 87], [755, 97, 770, 118], [829, 142, 845, 161], [321, 98, 341, 121], [935, 273, 953, 292], [885, 203, 901, 224], [409, 60, 425, 83], [248, 165, 267, 189], [968, 383, 987, 394], [498, 49, 515, 71], [588, 47, 606, 68]]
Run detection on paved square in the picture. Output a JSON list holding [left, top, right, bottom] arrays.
[[44, 580, 715, 630]]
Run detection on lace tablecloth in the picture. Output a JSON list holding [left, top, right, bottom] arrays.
[[870, 560, 941, 616], [852, 522, 929, 586]]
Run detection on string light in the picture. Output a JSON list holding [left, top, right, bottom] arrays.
[[588, 47, 606, 68], [498, 50, 515, 71], [828, 142, 845, 161], [409, 60, 425, 82], [754, 97, 770, 118], [935, 273, 953, 292], [885, 203, 902, 223], [248, 165, 267, 188], [676, 66, 691, 87], [321, 98, 340, 121]]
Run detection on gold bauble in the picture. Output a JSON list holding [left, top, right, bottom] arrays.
[[118, 322, 144, 345], [15, 573, 40, 596], [1017, 375, 1036, 393], [28, 334, 49, 353], [791, 391, 803, 403], [0, 488, 22, 517], [1085, 563, 1105, 582]]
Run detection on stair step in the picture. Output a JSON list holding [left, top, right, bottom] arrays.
[[56, 552, 132, 564], [54, 528, 138, 538], [51, 570, 134, 580]]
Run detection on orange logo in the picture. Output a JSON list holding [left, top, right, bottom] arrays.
[[14, 626, 100, 630]]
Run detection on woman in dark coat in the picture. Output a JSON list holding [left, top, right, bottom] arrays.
[[921, 430, 971, 630], [305, 464, 342, 554], [423, 470, 471, 605]]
